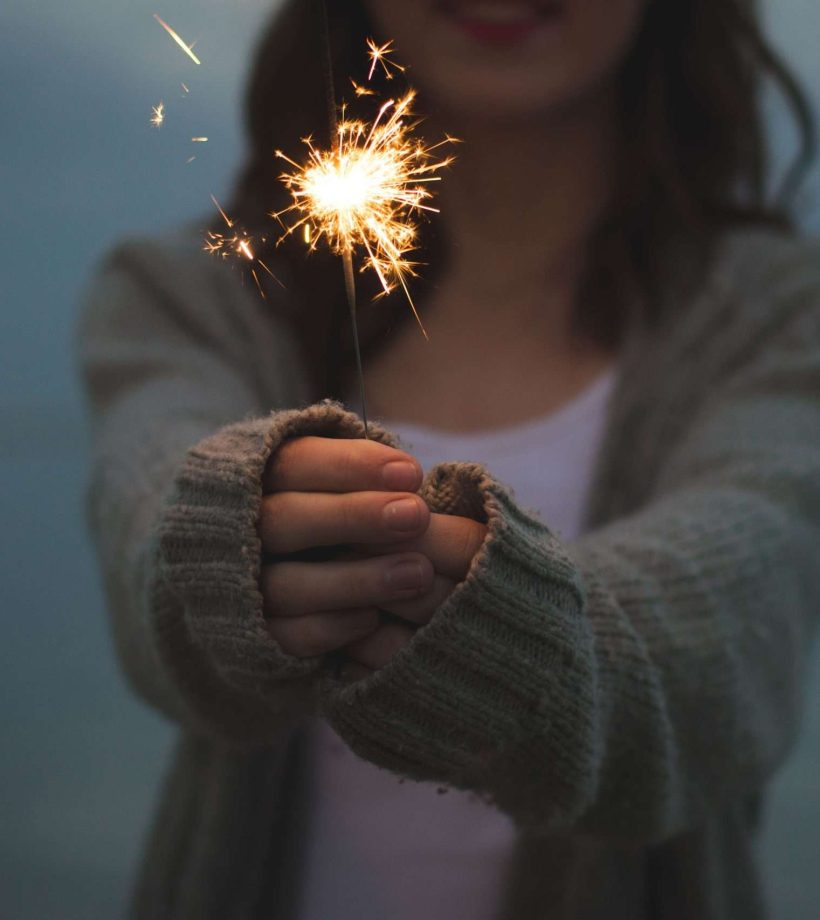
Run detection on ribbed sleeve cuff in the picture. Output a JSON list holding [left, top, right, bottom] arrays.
[[152, 400, 398, 738], [318, 461, 600, 829]]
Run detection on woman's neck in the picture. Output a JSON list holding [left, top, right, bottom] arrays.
[[361, 90, 622, 430]]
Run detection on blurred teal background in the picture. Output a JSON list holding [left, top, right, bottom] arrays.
[[0, 1, 818, 917]]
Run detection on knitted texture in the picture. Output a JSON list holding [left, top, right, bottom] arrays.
[[153, 402, 398, 741], [314, 237, 820, 843], [319, 462, 598, 830], [78, 227, 820, 919]]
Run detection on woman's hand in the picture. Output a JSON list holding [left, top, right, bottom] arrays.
[[341, 511, 489, 680], [259, 436, 434, 658]]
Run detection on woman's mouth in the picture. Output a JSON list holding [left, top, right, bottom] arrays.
[[437, 1, 566, 46]]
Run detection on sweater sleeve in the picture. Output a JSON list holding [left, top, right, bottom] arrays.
[[78, 237, 392, 743], [318, 258, 820, 843]]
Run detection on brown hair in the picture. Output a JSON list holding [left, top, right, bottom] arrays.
[[229, 0, 815, 398]]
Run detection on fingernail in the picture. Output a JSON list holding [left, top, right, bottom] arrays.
[[386, 558, 425, 591], [384, 497, 422, 532], [382, 460, 419, 491]]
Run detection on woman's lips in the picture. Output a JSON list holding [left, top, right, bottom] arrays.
[[438, 0, 565, 46]]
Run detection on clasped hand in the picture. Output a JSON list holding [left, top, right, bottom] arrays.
[[259, 437, 487, 680]]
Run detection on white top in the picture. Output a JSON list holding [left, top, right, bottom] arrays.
[[299, 366, 618, 920]]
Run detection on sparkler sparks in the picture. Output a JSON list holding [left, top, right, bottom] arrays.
[[204, 196, 284, 297], [366, 38, 405, 81], [150, 101, 165, 128], [145, 2, 453, 438], [153, 14, 201, 66], [274, 89, 455, 336], [351, 79, 376, 98]]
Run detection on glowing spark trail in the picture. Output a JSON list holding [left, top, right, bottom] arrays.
[[274, 89, 455, 337], [153, 14, 201, 65], [366, 38, 405, 81], [150, 101, 165, 128], [205, 196, 284, 296], [351, 79, 376, 98], [191, 137, 208, 143]]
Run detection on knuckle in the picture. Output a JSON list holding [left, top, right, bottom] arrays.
[[266, 492, 302, 548], [340, 440, 366, 482], [268, 437, 301, 488], [359, 436, 393, 462], [339, 439, 383, 488], [262, 563, 297, 617], [342, 562, 368, 604], [271, 606, 380, 660], [261, 491, 285, 527], [338, 491, 362, 535]]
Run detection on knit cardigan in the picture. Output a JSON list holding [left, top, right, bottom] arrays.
[[78, 226, 820, 920]]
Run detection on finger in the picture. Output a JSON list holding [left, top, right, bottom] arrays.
[[261, 553, 434, 617], [263, 436, 422, 494], [379, 574, 456, 625], [344, 621, 416, 670], [356, 513, 488, 581], [259, 490, 430, 554], [265, 608, 380, 659]]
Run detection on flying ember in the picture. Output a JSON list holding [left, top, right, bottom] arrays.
[[366, 38, 405, 81], [153, 14, 201, 66]]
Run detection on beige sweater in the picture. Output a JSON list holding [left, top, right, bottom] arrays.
[[78, 226, 820, 919]]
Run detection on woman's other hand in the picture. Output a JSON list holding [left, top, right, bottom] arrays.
[[342, 511, 489, 679], [259, 436, 432, 658]]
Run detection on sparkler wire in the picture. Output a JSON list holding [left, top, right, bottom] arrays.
[[316, 0, 371, 439]]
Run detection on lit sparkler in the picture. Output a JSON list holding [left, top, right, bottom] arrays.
[[146, 0, 453, 437], [153, 14, 201, 66], [273, 12, 455, 435], [274, 90, 455, 336], [205, 196, 284, 298], [150, 101, 165, 128]]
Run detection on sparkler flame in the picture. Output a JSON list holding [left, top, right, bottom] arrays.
[[153, 14, 201, 66], [274, 88, 455, 336]]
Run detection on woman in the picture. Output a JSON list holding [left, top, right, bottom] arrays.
[[79, 0, 820, 917]]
